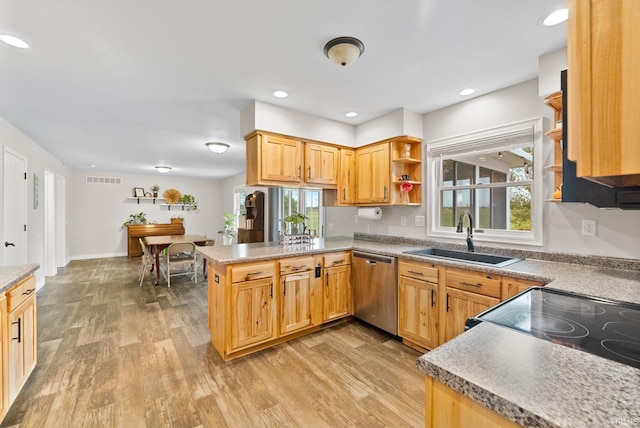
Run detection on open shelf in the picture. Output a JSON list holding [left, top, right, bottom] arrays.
[[127, 197, 164, 204]]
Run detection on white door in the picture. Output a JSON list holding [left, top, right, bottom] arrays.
[[55, 174, 66, 268], [44, 169, 56, 276], [2, 147, 27, 266]]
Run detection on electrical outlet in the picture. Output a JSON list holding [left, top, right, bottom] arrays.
[[354, 214, 359, 224], [582, 219, 596, 236], [400, 216, 407, 226], [415, 215, 425, 227], [328, 223, 334, 231]]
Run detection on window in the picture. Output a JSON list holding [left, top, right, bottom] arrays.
[[280, 187, 323, 236], [427, 118, 543, 246]]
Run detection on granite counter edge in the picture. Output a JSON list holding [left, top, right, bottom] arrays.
[[0, 264, 39, 294]]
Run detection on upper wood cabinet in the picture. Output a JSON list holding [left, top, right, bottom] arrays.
[[356, 142, 390, 204], [246, 131, 339, 188], [567, 0, 640, 186], [304, 143, 338, 187], [246, 132, 302, 186]]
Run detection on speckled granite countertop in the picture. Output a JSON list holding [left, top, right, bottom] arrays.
[[198, 234, 640, 427], [0, 264, 39, 294]]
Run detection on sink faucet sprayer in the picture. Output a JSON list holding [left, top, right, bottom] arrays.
[[456, 211, 475, 252]]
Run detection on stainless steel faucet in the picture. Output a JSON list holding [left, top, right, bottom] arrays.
[[456, 210, 475, 252]]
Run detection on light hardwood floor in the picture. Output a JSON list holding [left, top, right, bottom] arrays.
[[2, 257, 425, 428]]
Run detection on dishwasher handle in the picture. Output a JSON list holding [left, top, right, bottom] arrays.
[[352, 251, 395, 264]]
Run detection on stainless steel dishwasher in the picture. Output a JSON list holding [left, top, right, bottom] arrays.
[[351, 251, 398, 335]]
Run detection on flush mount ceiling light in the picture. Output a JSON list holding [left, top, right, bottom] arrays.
[[459, 88, 476, 96], [206, 142, 230, 154], [0, 34, 29, 49], [345, 111, 358, 118], [155, 165, 172, 173], [324, 36, 364, 67], [272, 89, 289, 98], [540, 8, 569, 27]]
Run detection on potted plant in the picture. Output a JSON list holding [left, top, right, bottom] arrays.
[[151, 185, 160, 198], [121, 212, 147, 229], [179, 194, 198, 210], [217, 212, 236, 245], [283, 212, 309, 235], [171, 215, 184, 224]]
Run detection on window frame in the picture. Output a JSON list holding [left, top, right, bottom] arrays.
[[426, 118, 544, 246]]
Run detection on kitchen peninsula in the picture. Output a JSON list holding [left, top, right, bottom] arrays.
[[197, 235, 640, 427]]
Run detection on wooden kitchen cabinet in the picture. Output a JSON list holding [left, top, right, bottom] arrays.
[[304, 143, 338, 187], [390, 136, 422, 205], [338, 148, 356, 205], [278, 256, 316, 336], [323, 252, 352, 322], [425, 377, 520, 428], [398, 260, 440, 351], [245, 132, 302, 186], [6, 275, 36, 403], [503, 277, 545, 300], [567, 0, 640, 186], [356, 142, 390, 204]]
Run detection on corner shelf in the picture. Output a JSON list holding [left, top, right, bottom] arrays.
[[390, 137, 422, 205], [544, 90, 563, 200]]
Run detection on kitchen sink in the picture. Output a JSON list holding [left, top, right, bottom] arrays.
[[403, 248, 522, 267]]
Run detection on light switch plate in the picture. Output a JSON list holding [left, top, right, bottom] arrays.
[[400, 216, 407, 226], [415, 216, 425, 227]]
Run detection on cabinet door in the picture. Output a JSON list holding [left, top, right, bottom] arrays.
[[260, 135, 302, 183], [280, 271, 313, 335], [324, 265, 351, 322], [0, 295, 6, 419], [503, 277, 545, 299], [229, 277, 276, 351], [444, 288, 499, 343], [305, 143, 338, 186], [568, 0, 640, 186], [338, 148, 356, 205], [356, 143, 390, 204], [398, 276, 438, 349], [8, 295, 36, 403]]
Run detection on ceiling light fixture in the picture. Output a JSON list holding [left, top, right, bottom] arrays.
[[272, 89, 289, 98], [0, 34, 29, 49], [540, 8, 569, 27], [459, 88, 476, 96], [345, 111, 358, 118], [324, 36, 364, 67], [205, 142, 230, 154], [155, 165, 172, 173]]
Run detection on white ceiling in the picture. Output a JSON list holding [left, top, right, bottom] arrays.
[[0, 0, 567, 179]]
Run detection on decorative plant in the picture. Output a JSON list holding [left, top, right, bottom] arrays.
[[179, 194, 198, 210], [151, 184, 160, 197], [283, 212, 309, 234], [171, 215, 184, 223], [218, 212, 237, 238], [122, 212, 147, 229]]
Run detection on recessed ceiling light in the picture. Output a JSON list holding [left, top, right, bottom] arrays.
[[205, 142, 230, 154], [540, 8, 568, 27], [0, 34, 29, 49], [459, 88, 476, 96], [345, 111, 358, 118], [155, 165, 172, 173], [272, 89, 289, 98]]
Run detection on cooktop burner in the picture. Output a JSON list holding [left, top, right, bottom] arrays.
[[466, 287, 640, 369]]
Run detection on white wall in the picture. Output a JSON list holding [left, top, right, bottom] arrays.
[[0, 117, 73, 288], [70, 171, 226, 259], [325, 78, 640, 259]]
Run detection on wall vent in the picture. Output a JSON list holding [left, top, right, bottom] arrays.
[[86, 176, 122, 185]]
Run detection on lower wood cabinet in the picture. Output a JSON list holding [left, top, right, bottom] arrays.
[[425, 377, 520, 428], [398, 260, 440, 350], [0, 274, 37, 423], [443, 288, 499, 343], [209, 252, 352, 361], [323, 252, 352, 322]]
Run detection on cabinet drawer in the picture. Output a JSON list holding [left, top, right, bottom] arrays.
[[279, 256, 314, 274], [7, 275, 36, 312], [399, 260, 438, 283], [445, 268, 501, 299], [231, 262, 275, 283], [324, 252, 351, 267]]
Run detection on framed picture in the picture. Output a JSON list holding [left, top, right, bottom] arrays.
[[133, 187, 145, 197]]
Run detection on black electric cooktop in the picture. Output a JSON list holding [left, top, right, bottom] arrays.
[[466, 287, 640, 369]]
